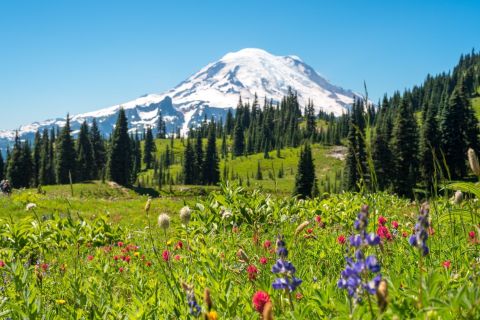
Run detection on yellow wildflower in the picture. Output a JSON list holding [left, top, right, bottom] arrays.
[[206, 311, 218, 320], [56, 299, 66, 305], [134, 252, 140, 257]]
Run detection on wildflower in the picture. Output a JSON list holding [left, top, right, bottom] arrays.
[[221, 209, 232, 220], [56, 299, 66, 305], [145, 261, 152, 267], [182, 283, 202, 317], [295, 292, 303, 300], [252, 290, 271, 313], [175, 241, 183, 250], [377, 225, 392, 241], [378, 216, 387, 226], [0, 260, 5, 268], [376, 279, 388, 313], [402, 231, 408, 238], [260, 257, 268, 265], [119, 267, 124, 273], [306, 228, 313, 234], [59, 263, 66, 273], [144, 197, 152, 212], [162, 250, 170, 262], [428, 227, 435, 236], [337, 235, 346, 245], [469, 231, 476, 239], [113, 255, 119, 261], [117, 241, 124, 247], [295, 220, 310, 236], [468, 148, 480, 176], [87, 255, 94, 261], [247, 264, 259, 280], [26, 203, 37, 211], [338, 205, 382, 303], [272, 236, 302, 292], [392, 221, 399, 229], [157, 213, 171, 230], [179, 206, 191, 225], [442, 260, 451, 269], [232, 225, 239, 233], [174, 255, 181, 261], [409, 203, 430, 256], [206, 311, 218, 320], [263, 240, 272, 249], [40, 263, 48, 271], [315, 215, 322, 223], [124, 255, 131, 263]]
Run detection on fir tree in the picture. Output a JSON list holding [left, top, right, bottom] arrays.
[[0, 152, 4, 181], [156, 111, 167, 138], [33, 131, 42, 186], [76, 121, 94, 181], [391, 98, 419, 197], [56, 115, 76, 184], [419, 102, 440, 191], [143, 126, 156, 169], [194, 133, 203, 184], [202, 123, 220, 185], [107, 108, 132, 186], [293, 144, 316, 198], [183, 138, 196, 184], [90, 119, 106, 179]]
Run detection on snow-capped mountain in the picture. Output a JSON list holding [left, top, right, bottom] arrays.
[[0, 48, 359, 151]]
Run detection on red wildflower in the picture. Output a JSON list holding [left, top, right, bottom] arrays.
[[337, 235, 346, 245], [378, 216, 387, 226], [162, 250, 170, 262], [442, 260, 451, 269], [315, 215, 322, 223], [377, 225, 392, 240], [174, 254, 181, 261], [59, 263, 66, 273], [40, 263, 48, 271], [119, 267, 124, 273], [247, 265, 259, 280], [87, 255, 94, 261], [263, 240, 272, 249], [402, 231, 408, 238], [145, 261, 152, 267], [428, 227, 435, 236], [175, 241, 183, 250], [469, 231, 476, 240], [392, 221, 399, 229], [259, 257, 268, 265], [113, 255, 119, 261], [306, 228, 313, 234], [232, 226, 239, 233], [295, 292, 303, 300], [0, 260, 5, 268], [252, 291, 270, 313], [124, 255, 131, 263], [117, 241, 124, 247]]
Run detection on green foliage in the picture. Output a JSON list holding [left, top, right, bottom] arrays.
[[107, 108, 132, 186]]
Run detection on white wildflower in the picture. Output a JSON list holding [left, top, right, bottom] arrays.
[[157, 213, 171, 230], [26, 203, 37, 211], [179, 206, 191, 225]]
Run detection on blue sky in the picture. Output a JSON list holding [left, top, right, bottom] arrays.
[[0, 0, 478, 130]]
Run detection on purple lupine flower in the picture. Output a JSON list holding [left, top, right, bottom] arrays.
[[338, 205, 382, 303], [271, 236, 302, 292], [409, 204, 430, 256]]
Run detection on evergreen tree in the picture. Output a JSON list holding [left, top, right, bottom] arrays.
[[143, 126, 156, 169], [90, 119, 106, 179], [76, 121, 94, 181], [156, 111, 167, 138], [391, 98, 419, 197], [0, 152, 3, 181], [33, 131, 42, 186], [225, 109, 234, 136], [39, 129, 50, 185], [194, 133, 203, 184], [183, 138, 196, 184], [202, 123, 220, 185], [304, 100, 316, 139], [107, 108, 132, 185], [131, 133, 142, 183], [293, 144, 316, 198], [419, 102, 440, 191], [56, 115, 76, 184]]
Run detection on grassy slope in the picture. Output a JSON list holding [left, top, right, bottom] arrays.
[[139, 139, 344, 195]]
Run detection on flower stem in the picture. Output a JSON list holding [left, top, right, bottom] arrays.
[[418, 252, 423, 309], [288, 289, 295, 311]]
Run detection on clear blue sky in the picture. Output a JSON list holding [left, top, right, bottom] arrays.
[[0, 0, 478, 130]]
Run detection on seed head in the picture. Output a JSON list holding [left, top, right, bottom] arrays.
[[376, 279, 388, 312], [468, 148, 480, 176], [144, 197, 152, 213], [157, 213, 171, 230], [294, 220, 310, 236], [179, 206, 192, 225], [453, 190, 463, 205]]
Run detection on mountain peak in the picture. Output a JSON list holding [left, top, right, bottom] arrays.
[[0, 48, 358, 150]]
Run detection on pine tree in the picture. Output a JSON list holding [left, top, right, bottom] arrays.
[[131, 133, 142, 184], [76, 121, 94, 181], [194, 133, 203, 184], [343, 100, 366, 191], [0, 152, 4, 181], [293, 144, 316, 198], [39, 129, 50, 185], [107, 108, 132, 186], [419, 102, 440, 191], [391, 98, 418, 197], [305, 100, 316, 139], [202, 123, 220, 185], [33, 131, 42, 187], [90, 119, 106, 179], [56, 115, 76, 184], [225, 109, 234, 136], [143, 126, 156, 169], [183, 139, 196, 184], [156, 111, 167, 139]]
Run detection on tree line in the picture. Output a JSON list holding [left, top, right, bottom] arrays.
[[344, 50, 480, 198]]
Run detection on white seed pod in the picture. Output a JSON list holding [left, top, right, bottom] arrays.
[[157, 213, 171, 230], [26, 203, 37, 211], [179, 206, 192, 225], [468, 148, 480, 176]]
